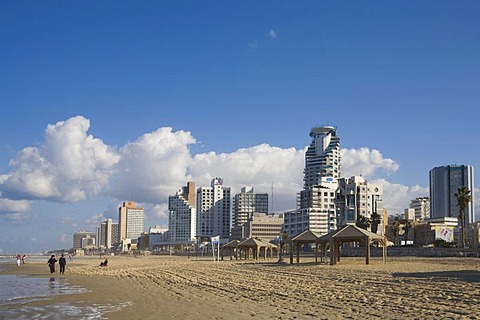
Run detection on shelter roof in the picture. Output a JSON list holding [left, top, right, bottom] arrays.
[[318, 225, 385, 243], [222, 240, 240, 248], [291, 229, 321, 242], [237, 238, 278, 248]]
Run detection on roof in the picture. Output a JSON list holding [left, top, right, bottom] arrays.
[[318, 225, 385, 243], [237, 238, 278, 249], [222, 240, 240, 248], [291, 229, 321, 242]]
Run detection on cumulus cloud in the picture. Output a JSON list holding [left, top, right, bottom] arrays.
[[269, 29, 277, 39], [0, 116, 120, 202], [375, 179, 429, 215], [111, 127, 196, 203], [0, 198, 32, 221], [341, 147, 399, 179], [191, 144, 305, 211]]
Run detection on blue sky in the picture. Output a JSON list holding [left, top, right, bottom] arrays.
[[1, 1, 479, 253]]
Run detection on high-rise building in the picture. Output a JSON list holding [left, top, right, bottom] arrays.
[[303, 126, 341, 189], [430, 165, 475, 224], [196, 178, 231, 241], [233, 187, 268, 227], [73, 232, 96, 249], [118, 201, 144, 241], [168, 181, 197, 243], [335, 176, 384, 233], [284, 125, 341, 237], [96, 218, 119, 249], [284, 180, 338, 236], [409, 197, 430, 221]]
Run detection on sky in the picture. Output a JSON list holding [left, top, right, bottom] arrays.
[[0, 1, 479, 253]]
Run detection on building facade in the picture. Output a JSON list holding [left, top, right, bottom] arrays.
[[335, 176, 384, 233], [168, 181, 197, 243], [73, 232, 96, 249], [96, 218, 119, 250], [430, 165, 475, 224], [303, 126, 341, 189], [196, 178, 231, 242], [118, 201, 144, 241], [233, 187, 268, 227], [284, 179, 338, 236], [230, 213, 283, 242], [409, 197, 430, 221]]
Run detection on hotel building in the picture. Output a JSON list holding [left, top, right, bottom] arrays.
[[196, 178, 231, 242], [430, 165, 475, 224], [168, 181, 197, 243], [233, 187, 268, 227], [118, 201, 144, 241], [96, 218, 119, 250]]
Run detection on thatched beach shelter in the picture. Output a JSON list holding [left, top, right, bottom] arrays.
[[236, 238, 278, 260], [221, 240, 239, 260], [318, 225, 387, 265]]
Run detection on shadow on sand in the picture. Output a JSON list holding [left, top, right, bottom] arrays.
[[393, 270, 480, 283]]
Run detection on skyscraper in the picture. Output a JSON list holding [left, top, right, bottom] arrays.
[[284, 126, 341, 237], [96, 218, 119, 250], [168, 181, 197, 243], [233, 187, 268, 227], [196, 178, 231, 241], [303, 126, 341, 189], [118, 201, 144, 241], [430, 165, 475, 224]]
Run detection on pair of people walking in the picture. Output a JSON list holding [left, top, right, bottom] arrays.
[[47, 254, 67, 274]]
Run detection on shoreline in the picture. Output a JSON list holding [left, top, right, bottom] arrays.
[[2, 256, 480, 319]]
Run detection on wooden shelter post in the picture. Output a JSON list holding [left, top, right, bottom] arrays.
[[365, 236, 370, 265]]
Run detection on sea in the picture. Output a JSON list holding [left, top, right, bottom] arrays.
[[0, 258, 131, 319]]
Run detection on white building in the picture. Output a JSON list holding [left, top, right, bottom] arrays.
[[430, 165, 475, 224], [409, 197, 430, 221], [233, 187, 268, 227], [168, 181, 196, 243], [303, 126, 340, 189], [335, 176, 384, 234], [284, 178, 338, 236], [196, 178, 231, 242], [118, 201, 144, 241], [96, 218, 119, 249]]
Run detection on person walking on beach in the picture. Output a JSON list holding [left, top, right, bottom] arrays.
[[59, 254, 67, 275], [47, 254, 57, 274], [16, 255, 21, 267]]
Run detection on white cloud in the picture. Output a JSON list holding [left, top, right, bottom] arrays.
[[111, 127, 196, 203], [375, 179, 429, 215], [341, 147, 399, 179], [269, 29, 277, 39], [0, 116, 120, 202], [0, 198, 32, 221]]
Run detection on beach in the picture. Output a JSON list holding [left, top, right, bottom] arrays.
[[1, 255, 479, 319]]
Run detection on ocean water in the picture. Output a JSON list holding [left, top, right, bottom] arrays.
[[0, 263, 131, 319]]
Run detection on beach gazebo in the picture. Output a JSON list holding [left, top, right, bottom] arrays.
[[221, 240, 239, 260], [318, 225, 387, 265], [236, 238, 278, 260], [289, 229, 321, 264]]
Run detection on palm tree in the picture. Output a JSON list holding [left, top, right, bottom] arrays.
[[392, 217, 400, 246], [371, 212, 381, 234], [356, 215, 371, 230], [454, 186, 472, 249]]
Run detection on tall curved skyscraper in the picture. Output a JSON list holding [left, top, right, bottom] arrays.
[[303, 126, 341, 189]]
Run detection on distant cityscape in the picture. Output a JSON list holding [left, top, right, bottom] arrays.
[[72, 126, 478, 254]]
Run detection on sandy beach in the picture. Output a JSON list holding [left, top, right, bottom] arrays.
[[2, 255, 480, 319]]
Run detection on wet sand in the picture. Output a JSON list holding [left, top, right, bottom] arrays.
[[2, 255, 480, 319]]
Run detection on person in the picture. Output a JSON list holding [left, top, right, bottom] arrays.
[[47, 254, 57, 274], [21, 254, 27, 264], [59, 254, 67, 275], [99, 258, 108, 267], [16, 255, 21, 267]]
